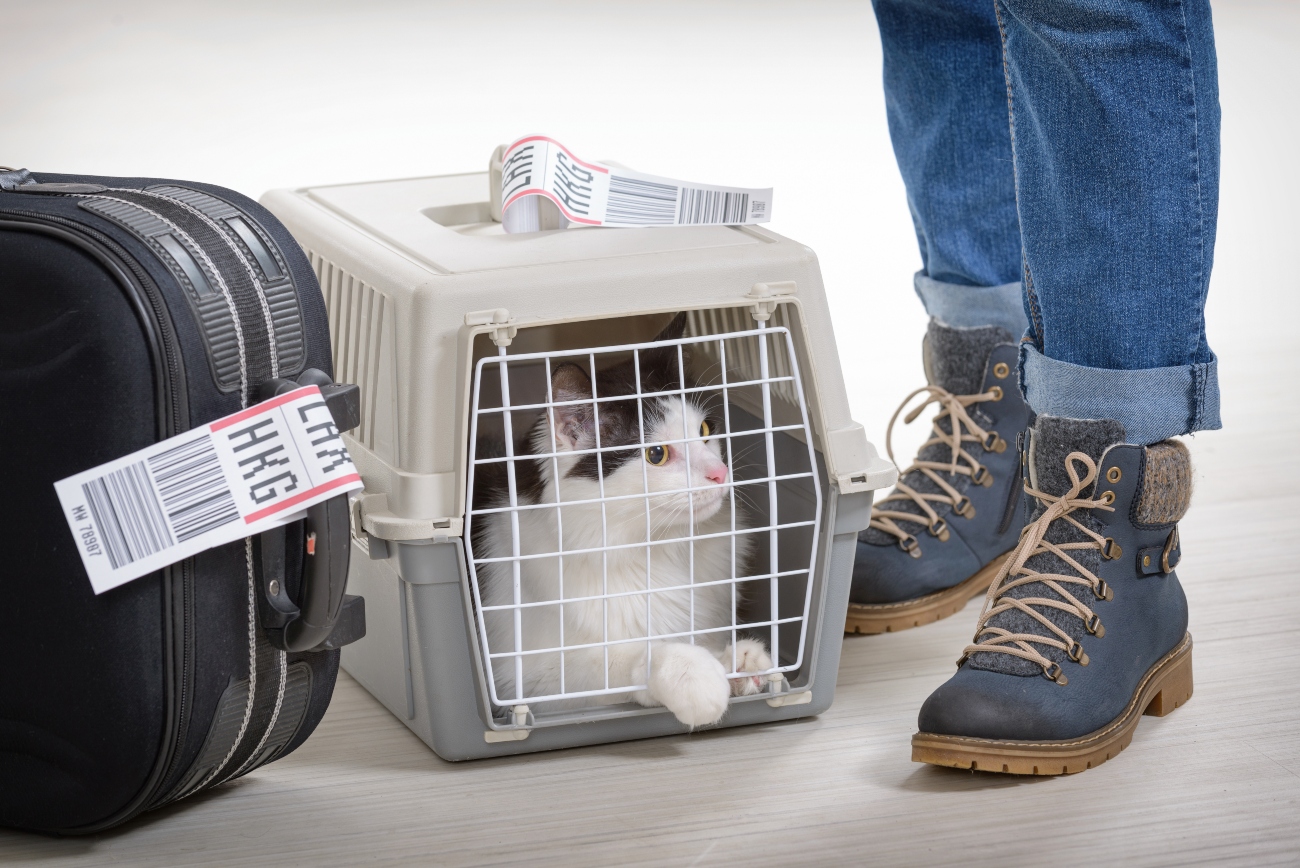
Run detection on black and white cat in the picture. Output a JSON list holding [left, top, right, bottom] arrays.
[[472, 314, 771, 727]]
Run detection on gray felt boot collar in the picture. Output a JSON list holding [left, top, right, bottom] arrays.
[[1028, 415, 1127, 498], [923, 318, 1016, 397]]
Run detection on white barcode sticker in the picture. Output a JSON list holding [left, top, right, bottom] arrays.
[[500, 135, 772, 233], [54, 386, 364, 594]]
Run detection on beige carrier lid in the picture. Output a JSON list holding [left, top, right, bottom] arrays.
[[303, 172, 764, 275]]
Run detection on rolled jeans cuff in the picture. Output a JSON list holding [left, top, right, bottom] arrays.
[[1019, 344, 1222, 445], [913, 271, 1029, 335]]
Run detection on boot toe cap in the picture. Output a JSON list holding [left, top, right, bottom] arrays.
[[917, 666, 1089, 742], [852, 534, 983, 605]]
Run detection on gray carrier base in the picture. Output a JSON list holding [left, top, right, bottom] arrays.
[[346, 482, 871, 760]]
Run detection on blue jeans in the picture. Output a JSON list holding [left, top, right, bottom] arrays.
[[874, 0, 1221, 445]]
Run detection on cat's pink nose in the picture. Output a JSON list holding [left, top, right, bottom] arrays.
[[705, 464, 728, 485]]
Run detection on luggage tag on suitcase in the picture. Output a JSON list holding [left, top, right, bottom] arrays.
[[54, 386, 364, 594]]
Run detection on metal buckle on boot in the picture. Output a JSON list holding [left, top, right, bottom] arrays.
[[1161, 526, 1181, 573]]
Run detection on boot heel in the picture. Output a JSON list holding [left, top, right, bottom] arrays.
[[1143, 639, 1193, 717]]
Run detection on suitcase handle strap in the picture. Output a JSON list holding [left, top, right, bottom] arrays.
[[257, 369, 363, 652]]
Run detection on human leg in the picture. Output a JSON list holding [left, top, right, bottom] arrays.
[[849, 0, 1031, 633], [913, 0, 1218, 773]]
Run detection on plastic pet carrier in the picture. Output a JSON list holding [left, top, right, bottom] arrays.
[[260, 168, 896, 759]]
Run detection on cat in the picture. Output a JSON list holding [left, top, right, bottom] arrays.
[[471, 313, 771, 727]]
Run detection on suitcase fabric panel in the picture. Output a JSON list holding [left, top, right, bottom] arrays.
[[0, 225, 168, 830]]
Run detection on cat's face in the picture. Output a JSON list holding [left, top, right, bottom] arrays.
[[544, 393, 731, 527], [537, 315, 734, 529]]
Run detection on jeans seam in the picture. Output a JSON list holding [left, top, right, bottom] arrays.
[[993, 0, 1043, 352], [1176, 0, 1209, 379]]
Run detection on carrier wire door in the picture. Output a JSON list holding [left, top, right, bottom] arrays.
[[464, 320, 822, 721]]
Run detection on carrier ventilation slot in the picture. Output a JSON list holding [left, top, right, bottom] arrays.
[[688, 306, 798, 408], [309, 252, 385, 451]]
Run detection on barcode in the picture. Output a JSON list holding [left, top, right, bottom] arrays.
[[678, 188, 749, 225], [148, 435, 239, 543], [606, 175, 679, 225], [82, 462, 173, 570], [80, 434, 238, 571]]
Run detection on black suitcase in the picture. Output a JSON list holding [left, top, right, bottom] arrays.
[[0, 168, 364, 833]]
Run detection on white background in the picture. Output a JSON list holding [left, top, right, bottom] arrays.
[[3, 1, 1293, 475]]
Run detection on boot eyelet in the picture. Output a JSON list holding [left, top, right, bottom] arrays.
[[1101, 538, 1122, 560], [1106, 466, 1122, 483], [1067, 642, 1089, 665], [993, 362, 1010, 379], [1044, 662, 1068, 685], [972, 466, 994, 487], [899, 535, 922, 558], [953, 496, 975, 518], [988, 386, 1004, 401], [1095, 580, 1114, 601], [1100, 490, 1116, 505], [928, 518, 949, 540], [982, 431, 1007, 453], [1085, 614, 1105, 637]]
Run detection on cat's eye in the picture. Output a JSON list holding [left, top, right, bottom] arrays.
[[700, 420, 711, 441], [645, 445, 669, 466]]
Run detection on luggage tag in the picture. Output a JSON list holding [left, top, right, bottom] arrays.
[[55, 386, 364, 594], [499, 135, 773, 233]]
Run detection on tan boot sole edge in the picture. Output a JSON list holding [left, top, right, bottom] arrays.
[[911, 632, 1194, 775], [844, 552, 1011, 635]]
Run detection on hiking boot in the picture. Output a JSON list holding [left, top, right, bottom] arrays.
[[911, 416, 1194, 775], [847, 320, 1031, 634]]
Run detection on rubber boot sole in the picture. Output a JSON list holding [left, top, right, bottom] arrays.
[[844, 552, 1010, 635], [911, 632, 1194, 775]]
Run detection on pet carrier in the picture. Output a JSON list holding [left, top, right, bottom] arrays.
[[260, 168, 896, 760]]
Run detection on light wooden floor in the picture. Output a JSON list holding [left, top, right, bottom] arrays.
[[3, 2, 1298, 865]]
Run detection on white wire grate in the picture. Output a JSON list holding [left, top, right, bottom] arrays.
[[464, 320, 822, 711]]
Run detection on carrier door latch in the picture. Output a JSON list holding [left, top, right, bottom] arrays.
[[747, 280, 797, 321], [465, 308, 517, 347]]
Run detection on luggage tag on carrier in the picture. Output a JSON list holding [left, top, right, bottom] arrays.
[[499, 135, 773, 233], [55, 386, 364, 594]]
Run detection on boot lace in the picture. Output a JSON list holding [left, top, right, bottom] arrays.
[[869, 384, 1007, 556], [960, 452, 1116, 685]]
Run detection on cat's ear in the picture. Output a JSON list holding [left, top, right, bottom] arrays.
[[653, 311, 689, 343], [550, 363, 594, 451], [642, 312, 692, 384]]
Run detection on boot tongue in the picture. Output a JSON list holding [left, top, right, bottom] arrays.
[[969, 414, 1127, 679], [923, 319, 1014, 396], [1029, 415, 1127, 498]]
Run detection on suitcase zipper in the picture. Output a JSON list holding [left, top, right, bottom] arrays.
[[0, 209, 195, 831]]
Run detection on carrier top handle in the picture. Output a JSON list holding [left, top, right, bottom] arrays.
[[257, 369, 365, 652]]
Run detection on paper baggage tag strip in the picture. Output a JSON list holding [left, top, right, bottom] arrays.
[[54, 386, 363, 594], [500, 135, 772, 232]]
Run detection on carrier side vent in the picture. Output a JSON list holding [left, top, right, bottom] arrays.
[[687, 306, 798, 407], [308, 251, 386, 452]]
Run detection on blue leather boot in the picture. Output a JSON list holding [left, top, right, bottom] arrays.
[[911, 416, 1194, 775], [847, 320, 1032, 634]]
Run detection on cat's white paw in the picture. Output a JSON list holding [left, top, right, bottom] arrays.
[[647, 642, 730, 727], [722, 639, 773, 696]]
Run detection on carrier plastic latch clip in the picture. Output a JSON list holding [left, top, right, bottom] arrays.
[[746, 281, 797, 322], [465, 308, 518, 347]]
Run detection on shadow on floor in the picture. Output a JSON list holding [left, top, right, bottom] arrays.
[[896, 763, 1055, 793]]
